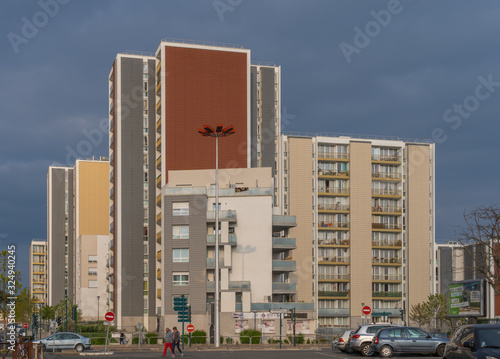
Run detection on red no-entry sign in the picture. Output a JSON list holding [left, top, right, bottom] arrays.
[[362, 306, 372, 315], [186, 324, 195, 333], [23, 323, 28, 329], [105, 311, 115, 322]]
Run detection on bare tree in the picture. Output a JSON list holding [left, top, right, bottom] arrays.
[[456, 205, 500, 297]]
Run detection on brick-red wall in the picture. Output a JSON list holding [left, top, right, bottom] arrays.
[[163, 45, 248, 179]]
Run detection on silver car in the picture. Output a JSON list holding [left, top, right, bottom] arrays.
[[336, 330, 353, 352], [370, 326, 449, 357], [349, 324, 401, 356], [33, 332, 91, 352]]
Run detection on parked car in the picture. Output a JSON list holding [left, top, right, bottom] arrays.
[[431, 332, 451, 339], [349, 323, 401, 356], [443, 324, 500, 359], [33, 332, 91, 352], [336, 330, 353, 352], [370, 326, 449, 357]]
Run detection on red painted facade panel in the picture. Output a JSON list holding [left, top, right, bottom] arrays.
[[163, 45, 248, 180]]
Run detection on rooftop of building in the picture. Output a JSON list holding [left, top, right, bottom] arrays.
[[283, 131, 433, 144]]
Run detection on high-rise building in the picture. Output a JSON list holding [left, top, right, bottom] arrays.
[[47, 166, 74, 306], [109, 39, 282, 330], [280, 135, 435, 329], [29, 239, 47, 307]]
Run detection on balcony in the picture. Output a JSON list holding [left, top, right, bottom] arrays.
[[372, 257, 402, 265], [372, 206, 402, 214], [372, 172, 402, 181], [272, 237, 296, 250], [229, 281, 251, 290], [318, 273, 350, 281], [272, 283, 296, 294], [156, 175, 161, 189], [372, 291, 402, 298], [272, 215, 297, 231], [318, 222, 349, 230], [318, 308, 350, 317], [318, 256, 350, 265], [156, 156, 161, 170], [156, 213, 161, 225], [156, 99, 161, 113], [272, 260, 296, 272], [157, 269, 161, 281], [206, 234, 237, 246], [156, 250, 161, 262], [318, 187, 349, 196], [372, 188, 402, 197], [156, 118, 161, 133], [318, 239, 350, 246], [372, 274, 401, 282], [317, 152, 349, 161], [318, 290, 349, 298], [251, 302, 315, 311], [318, 204, 350, 212], [206, 258, 225, 267], [156, 137, 161, 151], [156, 61, 161, 74], [318, 170, 349, 178], [372, 154, 402, 163], [372, 239, 402, 248], [156, 231, 161, 244], [372, 223, 401, 231], [206, 210, 237, 222], [157, 289, 161, 299], [156, 194, 161, 207]]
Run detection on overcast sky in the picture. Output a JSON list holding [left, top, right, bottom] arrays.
[[2, 0, 499, 287]]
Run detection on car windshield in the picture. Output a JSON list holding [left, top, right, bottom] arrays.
[[477, 328, 500, 348]]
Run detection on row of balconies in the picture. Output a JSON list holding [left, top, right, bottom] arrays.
[[317, 273, 401, 282], [318, 290, 402, 298], [318, 308, 401, 317], [317, 187, 402, 197]]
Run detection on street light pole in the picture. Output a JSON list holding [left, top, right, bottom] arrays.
[[199, 124, 236, 348], [97, 296, 100, 333]]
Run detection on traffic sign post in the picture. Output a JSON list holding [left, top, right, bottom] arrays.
[[104, 312, 114, 352], [187, 324, 194, 348], [362, 306, 372, 315], [173, 295, 190, 350]]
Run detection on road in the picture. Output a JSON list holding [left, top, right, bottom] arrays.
[[43, 347, 439, 358]]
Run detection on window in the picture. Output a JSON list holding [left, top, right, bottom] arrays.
[[88, 268, 98, 276], [172, 202, 189, 216], [172, 225, 189, 239], [88, 255, 97, 263], [173, 273, 189, 286], [173, 249, 189, 263], [88, 280, 97, 288]]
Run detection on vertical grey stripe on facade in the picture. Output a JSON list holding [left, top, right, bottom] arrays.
[[119, 57, 146, 317], [147, 58, 157, 317], [250, 67, 258, 168], [163, 195, 207, 315], [67, 169, 74, 301], [260, 67, 276, 171], [49, 168, 71, 305], [439, 247, 453, 296]]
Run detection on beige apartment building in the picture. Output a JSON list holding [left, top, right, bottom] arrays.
[[30, 239, 47, 307], [280, 135, 435, 329]]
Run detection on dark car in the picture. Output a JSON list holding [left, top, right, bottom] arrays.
[[443, 324, 500, 359], [370, 326, 449, 357]]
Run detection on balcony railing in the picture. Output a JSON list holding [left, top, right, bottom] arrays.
[[206, 258, 225, 266], [318, 290, 349, 297], [372, 291, 402, 298], [206, 234, 237, 245], [318, 222, 349, 229], [318, 273, 350, 280], [318, 204, 350, 211], [318, 170, 349, 177], [318, 256, 350, 264], [318, 308, 350, 316], [372, 206, 402, 213], [317, 152, 349, 160], [372, 223, 401, 230], [318, 238, 350, 246], [372, 188, 402, 196], [229, 281, 251, 290], [372, 274, 401, 281], [372, 154, 402, 162], [207, 210, 237, 222], [272, 260, 296, 271], [372, 257, 402, 264], [372, 172, 402, 179], [272, 237, 296, 248], [272, 283, 296, 292], [372, 239, 402, 247], [319, 187, 349, 195]]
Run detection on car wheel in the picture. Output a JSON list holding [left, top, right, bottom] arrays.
[[75, 344, 84, 352], [361, 343, 374, 357], [380, 345, 394, 358], [436, 344, 445, 357]]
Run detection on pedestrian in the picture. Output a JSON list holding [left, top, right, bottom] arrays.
[[163, 328, 174, 357], [119, 332, 125, 345], [172, 326, 183, 357]]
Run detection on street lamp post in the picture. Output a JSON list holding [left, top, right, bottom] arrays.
[[199, 124, 236, 348], [97, 296, 100, 333], [65, 271, 68, 332]]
